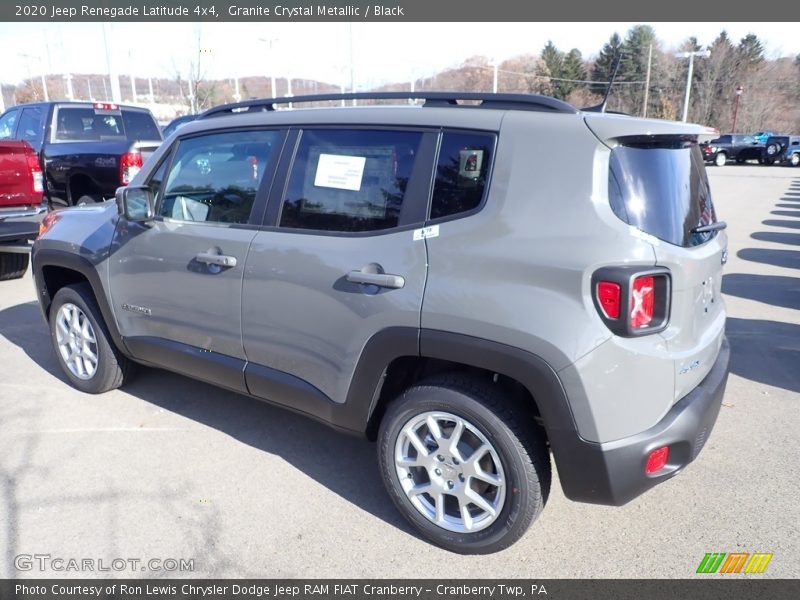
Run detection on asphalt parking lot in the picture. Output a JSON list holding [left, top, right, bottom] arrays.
[[1, 165, 798, 579]]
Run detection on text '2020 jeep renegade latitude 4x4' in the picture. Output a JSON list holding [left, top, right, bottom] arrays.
[[32, 92, 730, 554]]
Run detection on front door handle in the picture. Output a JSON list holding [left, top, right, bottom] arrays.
[[347, 263, 405, 289], [195, 252, 237, 268]]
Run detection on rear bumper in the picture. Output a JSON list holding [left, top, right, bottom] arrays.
[[0, 204, 47, 244], [555, 336, 730, 506]]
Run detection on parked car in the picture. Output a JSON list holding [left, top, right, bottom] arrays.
[[0, 101, 162, 208], [0, 113, 46, 279], [752, 130, 776, 144], [700, 134, 763, 166], [161, 113, 197, 138], [763, 135, 800, 166], [32, 92, 729, 554]]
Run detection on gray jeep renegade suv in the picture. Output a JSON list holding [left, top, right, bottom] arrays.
[[32, 92, 730, 554]]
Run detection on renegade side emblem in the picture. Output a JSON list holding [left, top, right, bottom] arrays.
[[122, 303, 152, 316]]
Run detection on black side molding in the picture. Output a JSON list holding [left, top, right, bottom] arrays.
[[126, 336, 248, 395]]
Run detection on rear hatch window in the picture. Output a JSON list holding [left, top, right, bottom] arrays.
[[608, 138, 717, 248]]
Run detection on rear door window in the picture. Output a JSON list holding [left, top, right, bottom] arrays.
[[279, 129, 423, 233], [17, 106, 46, 146], [609, 140, 717, 247], [0, 109, 19, 140]]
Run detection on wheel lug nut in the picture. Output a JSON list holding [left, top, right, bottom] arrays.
[[447, 481, 454, 489], [452, 458, 459, 465], [437, 455, 444, 462], [459, 474, 465, 482], [434, 468, 442, 476]]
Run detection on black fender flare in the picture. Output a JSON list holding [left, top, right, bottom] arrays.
[[32, 247, 129, 356]]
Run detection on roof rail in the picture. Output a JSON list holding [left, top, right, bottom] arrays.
[[198, 92, 578, 119]]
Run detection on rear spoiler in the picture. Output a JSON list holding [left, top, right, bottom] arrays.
[[583, 113, 718, 146]]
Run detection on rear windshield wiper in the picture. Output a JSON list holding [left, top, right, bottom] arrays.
[[692, 221, 727, 234]]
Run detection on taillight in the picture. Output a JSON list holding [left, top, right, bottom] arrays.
[[645, 446, 670, 474], [27, 153, 44, 193], [596, 281, 621, 319], [630, 275, 655, 329], [120, 152, 143, 185], [592, 268, 671, 336]]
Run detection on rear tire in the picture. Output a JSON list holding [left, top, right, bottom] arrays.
[[48, 283, 132, 393], [714, 152, 727, 167], [0, 252, 29, 281], [378, 373, 550, 554]]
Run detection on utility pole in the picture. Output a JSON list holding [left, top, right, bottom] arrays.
[[732, 85, 744, 132], [128, 51, 137, 103], [642, 44, 652, 118], [63, 73, 74, 100], [148, 77, 154, 104], [349, 23, 356, 105], [676, 49, 710, 122], [493, 60, 499, 93], [87, 77, 94, 101], [102, 23, 122, 102]]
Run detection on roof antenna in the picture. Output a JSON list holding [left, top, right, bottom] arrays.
[[583, 52, 623, 113]]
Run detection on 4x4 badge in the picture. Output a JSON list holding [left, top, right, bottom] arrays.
[[413, 225, 439, 241]]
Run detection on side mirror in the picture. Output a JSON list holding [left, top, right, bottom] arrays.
[[116, 186, 154, 222]]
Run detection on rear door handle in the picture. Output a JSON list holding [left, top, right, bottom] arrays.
[[195, 252, 238, 268], [347, 266, 405, 289]]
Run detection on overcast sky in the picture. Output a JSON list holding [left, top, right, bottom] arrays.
[[2, 22, 799, 87]]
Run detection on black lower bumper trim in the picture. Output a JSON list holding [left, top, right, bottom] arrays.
[[555, 336, 730, 506]]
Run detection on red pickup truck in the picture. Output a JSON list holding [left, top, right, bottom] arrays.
[[0, 137, 45, 280]]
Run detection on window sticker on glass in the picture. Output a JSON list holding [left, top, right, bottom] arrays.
[[459, 149, 484, 180], [314, 153, 367, 191]]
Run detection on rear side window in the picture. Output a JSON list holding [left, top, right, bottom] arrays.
[[609, 141, 717, 247], [430, 131, 494, 220], [159, 130, 279, 225], [17, 106, 46, 146], [122, 110, 162, 141], [279, 129, 422, 233]]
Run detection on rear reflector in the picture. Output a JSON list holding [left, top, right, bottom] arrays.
[[630, 275, 655, 329], [596, 281, 621, 319], [645, 446, 670, 474], [120, 152, 143, 185]]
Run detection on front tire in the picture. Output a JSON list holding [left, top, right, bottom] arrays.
[[378, 373, 550, 554], [790, 153, 800, 167], [0, 252, 29, 281], [49, 283, 132, 393]]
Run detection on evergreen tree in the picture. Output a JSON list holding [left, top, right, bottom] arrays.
[[737, 33, 765, 68], [591, 33, 624, 94]]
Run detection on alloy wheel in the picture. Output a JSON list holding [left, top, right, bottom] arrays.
[[394, 411, 506, 533], [55, 303, 99, 380]]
